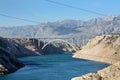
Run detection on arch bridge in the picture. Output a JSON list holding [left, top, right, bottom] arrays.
[[32, 37, 89, 51]]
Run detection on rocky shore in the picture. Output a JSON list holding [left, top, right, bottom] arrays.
[[72, 61, 120, 80], [72, 34, 120, 80]]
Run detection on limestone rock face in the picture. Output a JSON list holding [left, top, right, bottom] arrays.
[[73, 34, 120, 64], [71, 62, 120, 80]]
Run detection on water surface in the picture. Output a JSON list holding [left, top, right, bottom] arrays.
[[0, 53, 108, 80]]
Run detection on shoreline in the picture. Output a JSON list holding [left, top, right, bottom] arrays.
[[71, 34, 120, 80], [71, 61, 120, 80], [72, 53, 117, 64], [72, 56, 111, 65]]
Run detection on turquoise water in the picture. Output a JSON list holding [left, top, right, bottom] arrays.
[[0, 53, 108, 80]]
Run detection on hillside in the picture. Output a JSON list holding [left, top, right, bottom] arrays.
[[72, 34, 120, 80], [0, 37, 39, 57], [73, 34, 120, 64]]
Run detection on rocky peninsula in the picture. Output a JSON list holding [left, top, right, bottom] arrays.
[[72, 34, 120, 80]]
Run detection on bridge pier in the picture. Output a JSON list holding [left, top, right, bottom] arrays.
[[38, 39, 40, 48]]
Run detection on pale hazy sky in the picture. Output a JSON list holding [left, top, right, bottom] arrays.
[[0, 0, 120, 26]]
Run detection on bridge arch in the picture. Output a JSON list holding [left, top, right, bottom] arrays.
[[41, 39, 76, 51]]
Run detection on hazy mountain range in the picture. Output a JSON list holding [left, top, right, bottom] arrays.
[[0, 15, 120, 40]]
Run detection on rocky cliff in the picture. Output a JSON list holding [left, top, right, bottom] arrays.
[[0, 37, 31, 74], [73, 34, 120, 64], [0, 37, 39, 57], [0, 47, 24, 74], [10, 38, 43, 56]]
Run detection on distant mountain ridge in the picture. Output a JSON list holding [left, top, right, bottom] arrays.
[[0, 15, 120, 40]]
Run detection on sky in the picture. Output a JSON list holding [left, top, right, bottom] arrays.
[[0, 0, 120, 26]]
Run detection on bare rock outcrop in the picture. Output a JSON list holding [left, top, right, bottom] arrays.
[[0, 37, 39, 57], [10, 38, 43, 56], [73, 34, 120, 64], [0, 64, 8, 75], [71, 61, 120, 80]]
